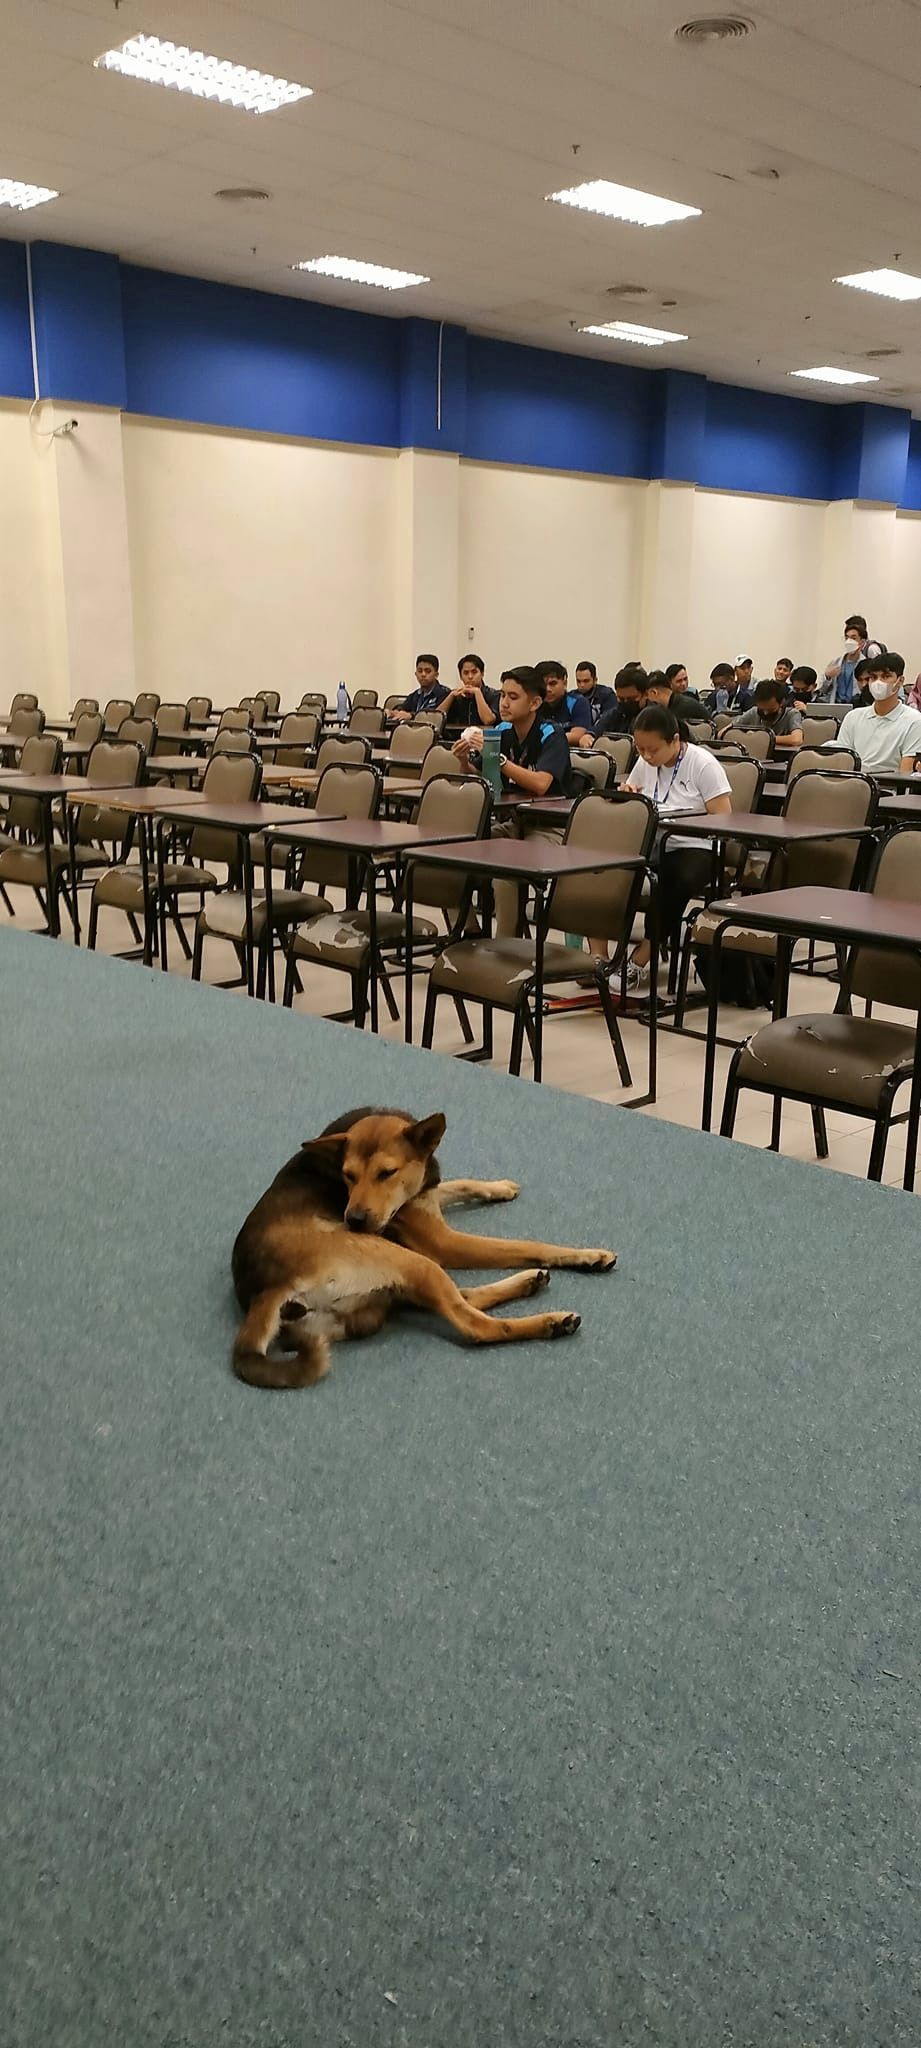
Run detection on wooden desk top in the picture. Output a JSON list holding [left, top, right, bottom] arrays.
[[705, 885, 921, 948], [661, 810, 872, 844], [152, 799, 306, 832], [263, 818, 479, 856], [399, 837, 645, 880], [66, 785, 209, 813]]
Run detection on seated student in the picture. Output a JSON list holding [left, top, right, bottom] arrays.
[[391, 653, 451, 723], [534, 660, 587, 737], [853, 650, 904, 708], [593, 666, 647, 738], [665, 663, 705, 722], [833, 652, 921, 771], [620, 706, 732, 991], [789, 664, 820, 711], [571, 659, 617, 735], [453, 667, 571, 935], [642, 670, 673, 709], [439, 654, 499, 732], [735, 678, 804, 750], [770, 657, 794, 694], [707, 662, 741, 713]]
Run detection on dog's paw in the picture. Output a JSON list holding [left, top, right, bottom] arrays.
[[547, 1311, 581, 1338], [489, 1179, 520, 1202], [524, 1267, 550, 1295], [581, 1249, 617, 1272]]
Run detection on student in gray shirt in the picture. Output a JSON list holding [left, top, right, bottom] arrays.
[[735, 678, 804, 750]]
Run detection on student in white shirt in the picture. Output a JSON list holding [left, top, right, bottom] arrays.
[[832, 652, 921, 774], [621, 705, 732, 990]]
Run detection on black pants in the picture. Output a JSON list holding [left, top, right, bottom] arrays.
[[645, 844, 714, 950]]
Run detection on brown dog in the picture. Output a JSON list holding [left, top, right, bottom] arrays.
[[231, 1105, 616, 1387]]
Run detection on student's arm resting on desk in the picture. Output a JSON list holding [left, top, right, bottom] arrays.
[[705, 792, 733, 816], [501, 757, 553, 795], [773, 724, 803, 750]]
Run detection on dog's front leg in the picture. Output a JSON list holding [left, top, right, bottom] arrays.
[[396, 1198, 616, 1274], [435, 1178, 521, 1208]]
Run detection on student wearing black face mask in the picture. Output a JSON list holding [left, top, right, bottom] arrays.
[[735, 679, 803, 750]]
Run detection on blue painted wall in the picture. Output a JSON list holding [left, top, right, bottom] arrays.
[[1, 235, 918, 508]]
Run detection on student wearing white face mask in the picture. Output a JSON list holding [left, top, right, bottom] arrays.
[[832, 652, 921, 772], [821, 613, 884, 703]]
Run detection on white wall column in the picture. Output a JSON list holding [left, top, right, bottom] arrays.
[[394, 448, 460, 686], [637, 481, 697, 669], [35, 402, 136, 717], [815, 499, 899, 666]]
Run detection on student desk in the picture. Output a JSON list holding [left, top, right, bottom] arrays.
[[400, 837, 650, 1091], [64, 784, 212, 960], [878, 794, 921, 825], [700, 884, 921, 1187], [0, 770, 96, 935], [657, 809, 873, 897], [151, 798, 315, 992], [260, 817, 477, 1030], [146, 755, 206, 784]]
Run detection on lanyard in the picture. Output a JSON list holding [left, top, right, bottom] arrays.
[[655, 745, 685, 808]]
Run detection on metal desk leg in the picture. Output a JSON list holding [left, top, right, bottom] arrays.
[[367, 854, 379, 1034], [43, 796, 59, 938], [702, 919, 728, 1132], [242, 837, 255, 997], [647, 870, 658, 1105], [140, 816, 155, 965], [532, 881, 548, 1084], [156, 822, 169, 970], [904, 997, 921, 1191], [769, 935, 793, 1151], [404, 859, 415, 1043], [66, 800, 81, 944]]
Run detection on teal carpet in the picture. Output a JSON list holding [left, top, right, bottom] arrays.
[[3, 926, 920, 2047]]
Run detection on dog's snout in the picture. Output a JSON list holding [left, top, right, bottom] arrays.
[[346, 1208, 369, 1232]]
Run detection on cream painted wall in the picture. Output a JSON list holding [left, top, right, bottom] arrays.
[[123, 420, 401, 706], [458, 462, 645, 680], [888, 516, 921, 682], [686, 489, 829, 686], [0, 402, 67, 712]]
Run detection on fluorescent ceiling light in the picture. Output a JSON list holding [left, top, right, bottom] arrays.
[[95, 35, 311, 114], [580, 319, 688, 346], [548, 179, 701, 226], [790, 366, 879, 386], [294, 256, 429, 290], [0, 179, 58, 211], [835, 267, 921, 302]]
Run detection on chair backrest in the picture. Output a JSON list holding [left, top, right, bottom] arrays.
[[571, 749, 615, 793], [412, 710, 446, 732], [210, 727, 252, 755], [80, 740, 144, 844], [71, 697, 98, 722], [384, 694, 404, 711], [102, 698, 133, 732], [779, 769, 876, 892], [348, 706, 386, 736], [408, 776, 493, 912], [352, 689, 379, 708], [721, 756, 763, 812], [252, 695, 271, 721], [4, 734, 62, 835], [134, 692, 160, 718], [117, 715, 156, 754], [849, 829, 921, 1008], [72, 711, 105, 749], [275, 712, 320, 764], [8, 707, 45, 739], [686, 717, 715, 742], [298, 763, 381, 891], [724, 723, 773, 760], [712, 712, 733, 734], [260, 690, 281, 715], [419, 744, 463, 785], [219, 706, 253, 731], [155, 703, 190, 749], [238, 696, 258, 712], [186, 695, 212, 722], [552, 792, 657, 941], [191, 750, 262, 868], [788, 745, 858, 780], [389, 722, 434, 767], [314, 734, 370, 774], [801, 715, 839, 747], [9, 692, 38, 715], [299, 693, 328, 713], [592, 733, 633, 777]]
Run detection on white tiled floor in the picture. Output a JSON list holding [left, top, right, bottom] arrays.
[[3, 884, 915, 1192]]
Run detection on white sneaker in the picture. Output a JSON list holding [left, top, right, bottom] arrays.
[[625, 958, 650, 992]]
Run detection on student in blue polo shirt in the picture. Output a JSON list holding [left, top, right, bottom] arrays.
[[452, 666, 571, 933], [391, 653, 452, 723], [535, 660, 594, 737], [571, 659, 617, 738]]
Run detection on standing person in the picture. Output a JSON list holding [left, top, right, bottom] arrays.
[[620, 706, 732, 990], [391, 654, 451, 723], [822, 614, 885, 704], [665, 663, 705, 722], [593, 666, 647, 739], [570, 660, 617, 737], [832, 653, 921, 771], [439, 655, 499, 733], [735, 679, 804, 750], [452, 667, 571, 935]]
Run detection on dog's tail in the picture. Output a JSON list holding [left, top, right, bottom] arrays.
[[233, 1291, 331, 1390]]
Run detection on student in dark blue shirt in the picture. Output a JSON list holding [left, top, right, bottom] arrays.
[[439, 653, 500, 733], [391, 653, 451, 723], [535, 660, 595, 738], [570, 659, 616, 738], [594, 666, 647, 738], [453, 666, 571, 933]]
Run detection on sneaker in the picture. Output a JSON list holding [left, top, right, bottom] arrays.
[[624, 958, 650, 992]]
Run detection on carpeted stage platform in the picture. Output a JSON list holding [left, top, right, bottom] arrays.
[[3, 926, 920, 2047]]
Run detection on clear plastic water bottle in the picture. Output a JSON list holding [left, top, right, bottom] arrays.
[[336, 679, 351, 721]]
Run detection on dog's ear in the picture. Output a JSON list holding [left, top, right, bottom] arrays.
[[301, 1132, 347, 1174], [408, 1112, 446, 1156]]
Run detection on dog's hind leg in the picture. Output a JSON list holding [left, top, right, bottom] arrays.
[[460, 1269, 550, 1308], [393, 1249, 580, 1344], [436, 1179, 521, 1208], [234, 1289, 332, 1389]]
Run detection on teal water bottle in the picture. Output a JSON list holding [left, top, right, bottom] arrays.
[[480, 729, 503, 796]]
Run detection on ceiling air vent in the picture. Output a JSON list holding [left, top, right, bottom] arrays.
[[214, 187, 271, 203], [675, 18, 754, 43], [605, 283, 650, 300], [863, 347, 902, 360]]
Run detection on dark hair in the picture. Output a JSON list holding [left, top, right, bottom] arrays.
[[845, 615, 867, 636], [575, 660, 597, 679], [457, 654, 484, 676], [664, 663, 687, 683], [416, 653, 439, 670], [755, 678, 784, 703], [789, 665, 817, 688], [623, 660, 643, 670], [644, 669, 669, 691], [864, 648, 904, 676], [853, 657, 873, 682], [775, 657, 793, 671], [534, 660, 567, 684], [500, 665, 544, 699], [710, 663, 734, 682], [614, 664, 647, 693], [633, 705, 688, 745]]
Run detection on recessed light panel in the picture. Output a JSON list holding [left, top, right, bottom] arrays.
[[790, 366, 879, 386], [548, 180, 701, 227], [835, 268, 921, 302], [95, 35, 311, 114], [580, 320, 688, 346], [294, 257, 429, 290], [0, 179, 58, 211]]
